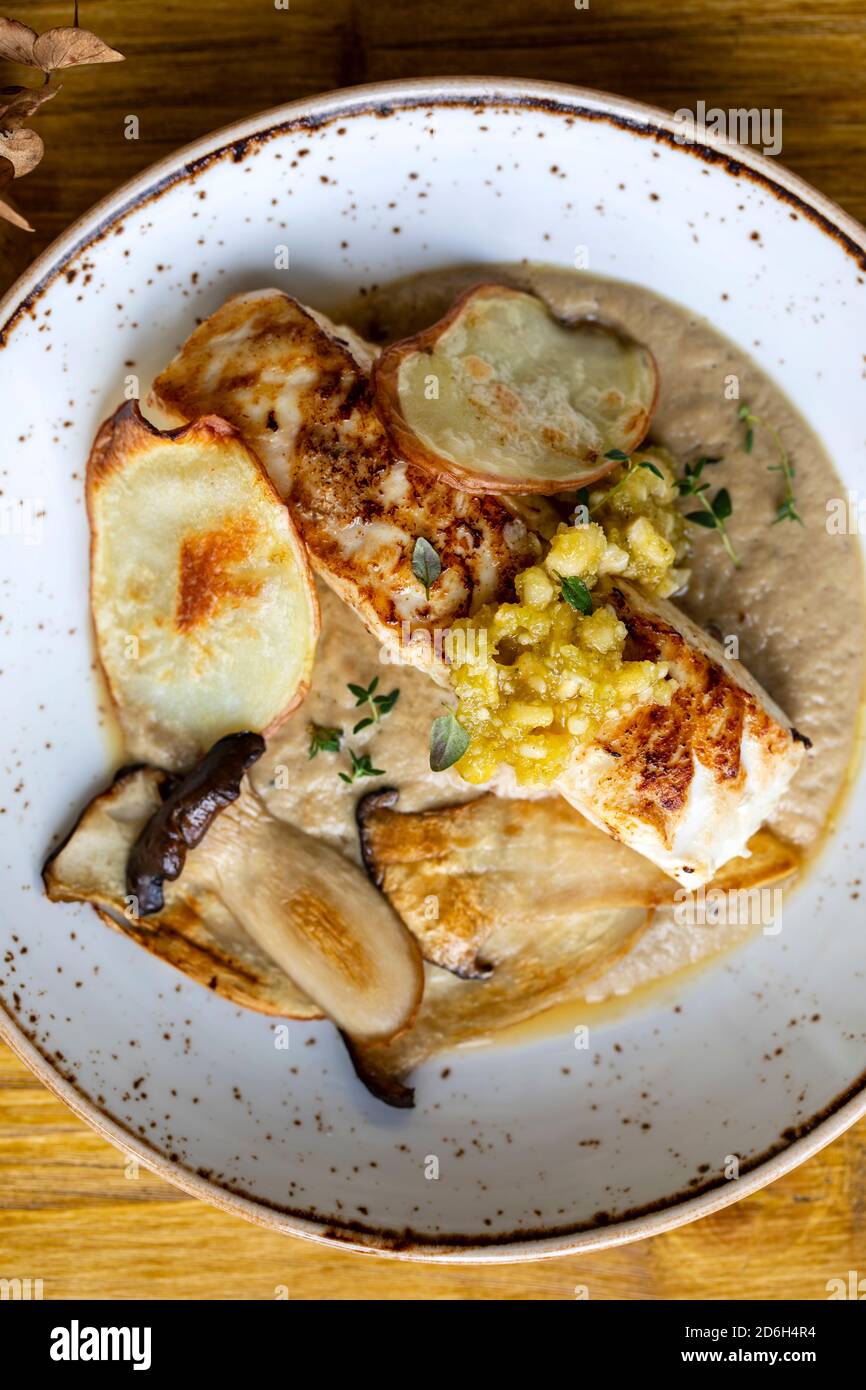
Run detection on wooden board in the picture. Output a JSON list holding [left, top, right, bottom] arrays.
[[1, 0, 865, 1300]]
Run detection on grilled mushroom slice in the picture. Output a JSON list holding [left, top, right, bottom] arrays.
[[372, 283, 659, 495], [45, 745, 424, 1044], [349, 790, 798, 1102], [358, 790, 799, 979], [193, 786, 424, 1042], [88, 402, 319, 770], [348, 904, 649, 1106], [43, 764, 322, 1019]]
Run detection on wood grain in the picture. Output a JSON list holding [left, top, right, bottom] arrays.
[[1, 0, 864, 1300]]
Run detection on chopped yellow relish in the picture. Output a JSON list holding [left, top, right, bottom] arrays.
[[583, 446, 690, 600], [448, 447, 685, 787]]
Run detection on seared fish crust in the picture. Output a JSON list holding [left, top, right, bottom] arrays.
[[554, 581, 806, 886]]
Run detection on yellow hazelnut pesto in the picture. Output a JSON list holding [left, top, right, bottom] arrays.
[[448, 449, 687, 787]]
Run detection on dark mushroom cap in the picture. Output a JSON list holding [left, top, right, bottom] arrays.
[[127, 731, 265, 915]]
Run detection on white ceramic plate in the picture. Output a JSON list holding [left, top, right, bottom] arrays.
[[1, 79, 865, 1262]]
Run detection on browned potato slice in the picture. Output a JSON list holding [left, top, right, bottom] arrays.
[[373, 283, 659, 495], [44, 760, 424, 1044], [88, 402, 319, 770], [43, 766, 323, 1019], [358, 791, 799, 979]]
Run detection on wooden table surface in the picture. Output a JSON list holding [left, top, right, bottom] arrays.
[[2, 0, 864, 1300]]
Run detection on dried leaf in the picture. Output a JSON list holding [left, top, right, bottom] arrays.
[[32, 26, 124, 72], [0, 153, 31, 229], [0, 82, 60, 129], [0, 183, 33, 231], [0, 127, 44, 177], [0, 18, 38, 67]]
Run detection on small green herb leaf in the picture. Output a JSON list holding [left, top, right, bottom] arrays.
[[308, 723, 342, 758], [373, 689, 400, 717], [555, 571, 594, 615], [339, 749, 386, 784], [773, 496, 804, 526], [639, 461, 664, 479], [712, 487, 732, 521], [604, 448, 630, 462], [412, 536, 442, 600], [348, 678, 378, 705], [429, 711, 470, 772], [347, 676, 399, 731], [677, 455, 739, 566]]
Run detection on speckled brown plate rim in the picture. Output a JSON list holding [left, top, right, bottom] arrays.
[[2, 76, 866, 1263]]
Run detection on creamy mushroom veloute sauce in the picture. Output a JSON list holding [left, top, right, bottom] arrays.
[[232, 265, 865, 1011]]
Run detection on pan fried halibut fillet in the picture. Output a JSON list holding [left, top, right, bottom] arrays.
[[451, 574, 806, 887], [553, 582, 806, 886], [151, 290, 542, 671]]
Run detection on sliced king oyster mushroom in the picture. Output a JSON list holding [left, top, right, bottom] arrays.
[[45, 738, 423, 1046], [43, 762, 321, 1019], [87, 401, 319, 770], [357, 789, 800, 980], [372, 282, 659, 494], [348, 788, 798, 1104]]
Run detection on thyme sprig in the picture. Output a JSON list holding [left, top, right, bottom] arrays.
[[307, 723, 342, 759], [348, 677, 400, 734], [339, 750, 386, 785], [738, 404, 803, 526], [676, 457, 740, 568]]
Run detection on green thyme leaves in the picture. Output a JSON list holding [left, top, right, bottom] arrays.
[[738, 404, 803, 527], [339, 750, 386, 785], [308, 723, 342, 759], [677, 457, 740, 568], [348, 676, 400, 733]]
